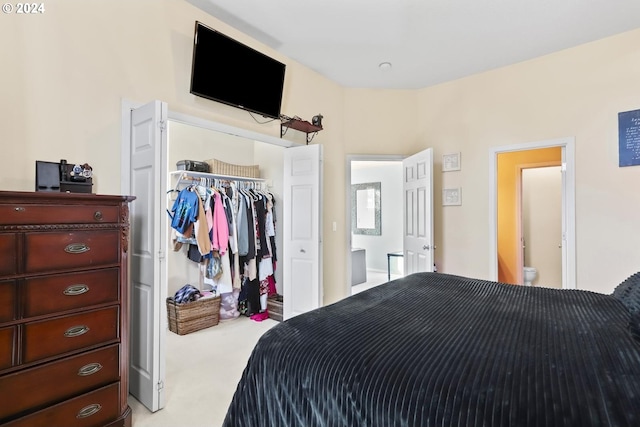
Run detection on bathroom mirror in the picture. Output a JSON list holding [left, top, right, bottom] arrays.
[[351, 182, 381, 235]]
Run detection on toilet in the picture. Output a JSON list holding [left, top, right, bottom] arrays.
[[523, 267, 537, 286]]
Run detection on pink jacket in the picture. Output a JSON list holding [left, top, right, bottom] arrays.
[[211, 192, 230, 255]]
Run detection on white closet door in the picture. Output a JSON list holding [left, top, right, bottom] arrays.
[[128, 100, 167, 412], [283, 144, 323, 320]]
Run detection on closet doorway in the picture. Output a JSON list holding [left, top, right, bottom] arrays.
[[165, 121, 285, 298], [121, 100, 322, 413]]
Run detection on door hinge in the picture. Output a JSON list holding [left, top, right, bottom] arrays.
[[158, 120, 166, 131], [157, 380, 164, 391], [561, 163, 566, 172]]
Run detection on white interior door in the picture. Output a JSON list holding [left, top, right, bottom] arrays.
[[403, 148, 434, 275], [283, 144, 323, 320], [127, 100, 167, 412]]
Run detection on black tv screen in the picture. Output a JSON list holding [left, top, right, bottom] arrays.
[[190, 21, 286, 119]]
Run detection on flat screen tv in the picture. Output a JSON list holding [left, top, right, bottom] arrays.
[[190, 21, 286, 119]]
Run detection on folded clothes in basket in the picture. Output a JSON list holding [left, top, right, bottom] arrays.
[[200, 291, 218, 299], [173, 284, 201, 304]]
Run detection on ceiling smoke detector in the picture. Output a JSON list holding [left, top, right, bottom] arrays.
[[379, 62, 392, 71]]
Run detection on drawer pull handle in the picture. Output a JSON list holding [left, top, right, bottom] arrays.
[[63, 284, 90, 296], [94, 211, 103, 221], [14, 207, 25, 212], [64, 243, 90, 254], [64, 325, 90, 338], [76, 403, 102, 419], [78, 362, 103, 376]]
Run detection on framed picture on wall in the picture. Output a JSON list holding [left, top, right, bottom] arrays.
[[442, 152, 461, 172], [443, 187, 462, 206]]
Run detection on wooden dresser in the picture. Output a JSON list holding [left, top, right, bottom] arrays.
[[0, 191, 135, 427]]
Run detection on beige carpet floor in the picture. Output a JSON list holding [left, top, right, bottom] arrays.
[[128, 315, 278, 427]]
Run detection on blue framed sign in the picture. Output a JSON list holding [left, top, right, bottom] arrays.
[[619, 108, 640, 167]]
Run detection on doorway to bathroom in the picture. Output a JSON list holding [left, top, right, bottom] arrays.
[[346, 155, 405, 295], [489, 137, 576, 289], [344, 150, 434, 297]]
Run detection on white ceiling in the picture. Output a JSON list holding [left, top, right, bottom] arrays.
[[186, 0, 640, 90]]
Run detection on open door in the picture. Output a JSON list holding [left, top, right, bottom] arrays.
[[283, 144, 323, 320], [403, 148, 434, 275], [127, 100, 167, 412]]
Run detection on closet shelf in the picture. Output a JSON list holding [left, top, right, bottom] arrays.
[[170, 170, 267, 194], [170, 170, 265, 182]]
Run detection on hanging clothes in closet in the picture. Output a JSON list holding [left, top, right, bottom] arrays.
[[169, 175, 278, 322], [236, 183, 278, 320]]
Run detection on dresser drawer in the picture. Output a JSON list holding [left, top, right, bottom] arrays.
[[23, 269, 119, 318], [0, 345, 119, 420], [0, 204, 119, 225], [23, 307, 119, 363], [24, 230, 119, 273], [0, 326, 15, 371], [2, 382, 120, 427], [0, 233, 17, 277], [0, 280, 16, 322]]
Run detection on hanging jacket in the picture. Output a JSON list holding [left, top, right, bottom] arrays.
[[194, 195, 212, 257], [237, 192, 249, 256], [169, 187, 199, 234], [211, 192, 230, 256]]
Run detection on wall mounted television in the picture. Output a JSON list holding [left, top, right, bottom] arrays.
[[190, 21, 286, 119]]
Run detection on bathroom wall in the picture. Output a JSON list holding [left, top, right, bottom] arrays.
[[523, 166, 562, 288], [351, 161, 403, 273]]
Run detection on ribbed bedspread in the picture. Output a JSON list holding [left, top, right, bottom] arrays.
[[223, 272, 640, 427]]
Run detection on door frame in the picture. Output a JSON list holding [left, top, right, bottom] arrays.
[[488, 137, 576, 289], [121, 102, 296, 185], [345, 154, 406, 296]]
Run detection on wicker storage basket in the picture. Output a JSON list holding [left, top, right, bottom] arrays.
[[205, 158, 260, 178], [166, 296, 221, 335], [267, 297, 283, 322]]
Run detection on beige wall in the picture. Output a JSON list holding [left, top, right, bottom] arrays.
[[2, 1, 640, 300], [413, 29, 640, 293], [0, 0, 347, 304]]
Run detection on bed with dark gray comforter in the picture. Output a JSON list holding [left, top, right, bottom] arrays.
[[223, 272, 640, 427]]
